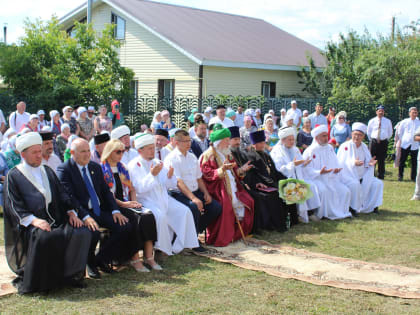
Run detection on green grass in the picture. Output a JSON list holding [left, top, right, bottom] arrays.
[[1, 166, 420, 314]]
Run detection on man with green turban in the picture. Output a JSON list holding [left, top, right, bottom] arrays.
[[199, 124, 254, 247]]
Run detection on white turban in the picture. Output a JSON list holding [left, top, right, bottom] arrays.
[[352, 122, 367, 134], [311, 124, 328, 138], [134, 133, 154, 149], [111, 125, 130, 139], [16, 132, 42, 153], [278, 127, 296, 139]]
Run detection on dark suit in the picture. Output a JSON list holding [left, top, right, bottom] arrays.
[[190, 138, 210, 159], [57, 159, 134, 267]]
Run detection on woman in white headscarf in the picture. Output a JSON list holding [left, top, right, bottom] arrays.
[[151, 111, 162, 132], [331, 111, 351, 145], [270, 126, 323, 222]]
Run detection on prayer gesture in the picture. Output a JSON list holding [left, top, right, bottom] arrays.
[[222, 160, 235, 171], [303, 158, 312, 167], [354, 158, 364, 167], [240, 161, 253, 173], [151, 161, 163, 176], [320, 166, 333, 175], [68, 211, 83, 228], [32, 218, 51, 232], [333, 168, 342, 174], [369, 156, 378, 167], [293, 157, 305, 166], [113, 212, 129, 226], [167, 165, 174, 179]]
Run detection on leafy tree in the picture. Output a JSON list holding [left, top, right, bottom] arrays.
[[0, 17, 134, 112]]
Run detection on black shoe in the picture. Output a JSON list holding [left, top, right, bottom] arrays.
[[350, 208, 359, 217], [378, 175, 384, 180], [373, 207, 379, 214], [87, 264, 101, 279], [97, 261, 116, 274], [193, 245, 208, 253], [67, 277, 88, 289]]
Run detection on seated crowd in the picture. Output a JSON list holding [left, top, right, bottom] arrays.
[[2, 100, 389, 294]]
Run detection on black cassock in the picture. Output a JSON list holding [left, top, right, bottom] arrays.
[[3, 165, 91, 294], [231, 147, 298, 233]]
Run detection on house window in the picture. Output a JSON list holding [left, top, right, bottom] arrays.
[[261, 81, 276, 98], [158, 79, 175, 99], [111, 13, 126, 39]]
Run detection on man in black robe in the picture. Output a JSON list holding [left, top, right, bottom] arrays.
[[3, 132, 91, 294]]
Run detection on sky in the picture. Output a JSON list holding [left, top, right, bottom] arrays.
[[0, 0, 419, 48]]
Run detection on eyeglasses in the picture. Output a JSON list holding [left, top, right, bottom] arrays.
[[114, 150, 124, 155], [67, 110, 73, 112]]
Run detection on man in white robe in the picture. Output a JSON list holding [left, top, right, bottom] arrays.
[[271, 126, 323, 222], [110, 125, 139, 165], [128, 133, 198, 255], [337, 123, 383, 214], [302, 125, 352, 220]]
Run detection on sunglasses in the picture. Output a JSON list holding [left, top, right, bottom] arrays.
[[114, 150, 124, 155]]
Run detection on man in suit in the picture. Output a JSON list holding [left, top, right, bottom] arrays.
[[57, 138, 134, 279]]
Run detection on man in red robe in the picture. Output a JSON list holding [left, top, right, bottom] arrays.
[[199, 124, 254, 247]]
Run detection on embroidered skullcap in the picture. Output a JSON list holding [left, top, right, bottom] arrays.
[[135, 133, 155, 149], [311, 124, 328, 138], [111, 125, 130, 139], [16, 132, 42, 152]]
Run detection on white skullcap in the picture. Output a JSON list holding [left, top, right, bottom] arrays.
[[352, 122, 367, 134], [204, 106, 212, 113], [281, 108, 286, 113], [50, 110, 59, 120], [291, 100, 297, 104], [311, 124, 328, 138], [134, 133, 154, 149], [88, 106, 95, 111], [111, 125, 130, 139], [16, 132, 42, 152], [278, 126, 296, 139], [37, 110, 45, 116], [62, 106, 72, 114], [29, 114, 39, 121], [61, 123, 70, 132]]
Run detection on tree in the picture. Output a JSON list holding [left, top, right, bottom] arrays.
[[0, 17, 134, 112]]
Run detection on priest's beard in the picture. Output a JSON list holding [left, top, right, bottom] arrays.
[[218, 147, 231, 156]]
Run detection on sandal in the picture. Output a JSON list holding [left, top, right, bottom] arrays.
[[130, 259, 150, 273], [145, 257, 163, 271]]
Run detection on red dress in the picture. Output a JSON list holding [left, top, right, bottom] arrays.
[[200, 147, 254, 247]]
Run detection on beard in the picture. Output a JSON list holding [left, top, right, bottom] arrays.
[[218, 147, 231, 156]]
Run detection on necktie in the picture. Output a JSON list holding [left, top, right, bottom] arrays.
[[158, 150, 162, 160], [82, 166, 101, 216], [377, 118, 381, 143]]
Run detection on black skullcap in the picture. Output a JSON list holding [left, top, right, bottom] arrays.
[[228, 126, 240, 139], [94, 133, 110, 145], [39, 132, 54, 141], [155, 128, 169, 138]]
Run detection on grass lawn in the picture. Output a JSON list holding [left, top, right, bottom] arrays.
[[0, 166, 419, 314]]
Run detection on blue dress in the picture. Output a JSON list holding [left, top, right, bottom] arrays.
[[331, 124, 351, 145]]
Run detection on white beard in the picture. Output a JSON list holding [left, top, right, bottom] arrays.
[[217, 147, 231, 156]]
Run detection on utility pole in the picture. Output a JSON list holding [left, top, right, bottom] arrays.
[[3, 23, 7, 45], [87, 0, 93, 24]]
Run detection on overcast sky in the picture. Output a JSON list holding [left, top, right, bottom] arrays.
[[1, 0, 419, 48]]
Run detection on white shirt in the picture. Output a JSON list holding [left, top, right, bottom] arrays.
[[209, 116, 235, 128], [9, 111, 30, 132], [42, 153, 61, 173], [188, 126, 196, 139], [367, 116, 393, 141], [121, 148, 139, 166], [286, 108, 302, 126], [308, 112, 327, 129], [398, 118, 420, 150], [156, 146, 171, 161], [416, 127, 420, 161], [164, 148, 202, 192], [234, 112, 244, 127], [354, 145, 367, 179]]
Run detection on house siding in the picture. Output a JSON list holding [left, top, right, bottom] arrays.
[[92, 3, 200, 96], [202, 66, 307, 97]]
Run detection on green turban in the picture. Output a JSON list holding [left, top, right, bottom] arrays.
[[210, 124, 231, 143]]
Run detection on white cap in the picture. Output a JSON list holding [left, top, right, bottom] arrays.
[[278, 126, 296, 139], [29, 114, 39, 121], [16, 132, 42, 152], [111, 125, 130, 139], [37, 110, 45, 116], [311, 124, 328, 138], [291, 100, 297, 104], [134, 133, 154, 149], [62, 106, 72, 114], [352, 122, 367, 134]]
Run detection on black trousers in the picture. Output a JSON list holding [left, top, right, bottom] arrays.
[[170, 190, 222, 234], [399, 146, 418, 180], [88, 211, 133, 267], [369, 139, 388, 179]]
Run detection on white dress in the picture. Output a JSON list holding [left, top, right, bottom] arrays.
[[128, 156, 198, 255]]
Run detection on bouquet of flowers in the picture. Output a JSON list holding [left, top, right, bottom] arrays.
[[278, 178, 313, 205]]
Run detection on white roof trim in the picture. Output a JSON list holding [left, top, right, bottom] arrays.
[[202, 60, 324, 72], [59, 4, 88, 24]]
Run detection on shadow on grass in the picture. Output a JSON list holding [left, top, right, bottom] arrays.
[[24, 253, 213, 302]]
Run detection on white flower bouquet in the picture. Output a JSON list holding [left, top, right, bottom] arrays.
[[278, 178, 313, 205]]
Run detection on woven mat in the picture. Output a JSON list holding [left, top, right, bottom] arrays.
[[195, 238, 420, 299], [0, 249, 17, 297]]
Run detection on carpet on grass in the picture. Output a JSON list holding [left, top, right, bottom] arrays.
[[195, 238, 420, 299], [0, 248, 17, 297]]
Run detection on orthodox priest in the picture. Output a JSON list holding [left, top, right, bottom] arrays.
[[337, 123, 383, 214], [302, 125, 352, 220], [4, 132, 91, 294], [200, 124, 254, 247]]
